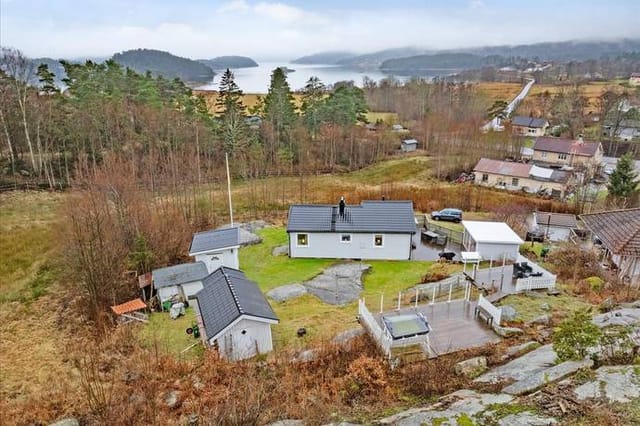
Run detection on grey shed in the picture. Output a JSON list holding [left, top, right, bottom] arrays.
[[152, 262, 209, 288], [189, 227, 240, 255]]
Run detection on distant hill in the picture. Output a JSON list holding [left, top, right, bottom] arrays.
[[198, 56, 258, 70], [338, 47, 433, 69], [112, 49, 215, 83], [291, 51, 357, 65], [457, 39, 640, 62], [380, 53, 484, 73]]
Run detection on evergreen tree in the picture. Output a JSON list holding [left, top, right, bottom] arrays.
[[487, 100, 508, 119], [263, 67, 296, 148], [321, 83, 368, 127], [300, 76, 325, 139], [216, 68, 246, 153], [36, 63, 57, 95], [607, 153, 638, 200]]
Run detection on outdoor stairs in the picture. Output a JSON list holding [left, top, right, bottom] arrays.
[[390, 343, 429, 364]]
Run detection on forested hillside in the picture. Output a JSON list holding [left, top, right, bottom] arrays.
[[112, 48, 215, 83]]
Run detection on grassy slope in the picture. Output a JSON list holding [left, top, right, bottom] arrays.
[[0, 192, 80, 402]]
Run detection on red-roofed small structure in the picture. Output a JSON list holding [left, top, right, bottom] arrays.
[[110, 298, 149, 323]]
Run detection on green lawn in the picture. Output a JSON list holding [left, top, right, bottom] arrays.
[[344, 157, 432, 185], [138, 307, 204, 359], [240, 227, 334, 291]]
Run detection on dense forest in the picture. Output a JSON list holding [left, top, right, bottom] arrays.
[[112, 48, 215, 83]]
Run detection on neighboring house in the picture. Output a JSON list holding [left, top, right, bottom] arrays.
[[532, 136, 603, 168], [189, 227, 240, 273], [194, 267, 279, 361], [580, 208, 640, 285], [473, 158, 573, 198], [401, 139, 418, 152], [287, 199, 417, 260], [152, 261, 209, 305], [602, 120, 640, 141], [511, 116, 549, 137], [462, 221, 524, 261], [602, 156, 640, 175], [530, 211, 578, 241], [630, 73, 640, 87]]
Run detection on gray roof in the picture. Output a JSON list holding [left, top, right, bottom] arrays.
[[512, 116, 548, 128], [195, 267, 278, 340], [534, 212, 578, 228], [152, 262, 209, 289], [287, 200, 416, 234], [402, 139, 418, 145], [189, 227, 240, 255]]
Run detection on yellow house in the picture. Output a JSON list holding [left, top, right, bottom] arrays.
[[511, 116, 549, 137], [532, 136, 603, 168], [473, 158, 573, 198]]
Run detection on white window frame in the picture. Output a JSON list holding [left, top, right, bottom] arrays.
[[481, 173, 488, 182], [340, 234, 352, 243], [541, 152, 547, 158], [512, 177, 519, 186], [558, 153, 567, 160], [373, 234, 384, 248], [296, 233, 309, 247]]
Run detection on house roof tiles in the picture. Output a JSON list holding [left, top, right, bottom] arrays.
[[152, 262, 209, 289], [580, 208, 640, 256], [512, 116, 548, 128], [195, 267, 278, 341], [533, 137, 601, 157], [534, 212, 578, 228], [189, 227, 240, 255], [473, 158, 531, 178], [287, 200, 416, 234]]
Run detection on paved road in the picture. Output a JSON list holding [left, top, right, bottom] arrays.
[[482, 78, 535, 132]]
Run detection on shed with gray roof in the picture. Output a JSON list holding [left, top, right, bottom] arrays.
[[194, 267, 278, 361], [189, 227, 240, 273], [287, 199, 416, 260], [152, 261, 210, 305]]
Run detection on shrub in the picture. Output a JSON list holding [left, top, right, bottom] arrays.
[[585, 276, 605, 292], [553, 308, 602, 361]]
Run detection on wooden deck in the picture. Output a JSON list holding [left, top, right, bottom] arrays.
[[374, 300, 501, 358]]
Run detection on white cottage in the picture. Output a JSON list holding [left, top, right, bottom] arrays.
[[189, 227, 240, 273], [194, 267, 279, 361], [531, 211, 577, 241], [152, 262, 209, 305], [462, 221, 524, 261], [286, 199, 417, 260]]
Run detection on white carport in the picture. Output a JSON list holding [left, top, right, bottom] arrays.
[[462, 221, 524, 261]]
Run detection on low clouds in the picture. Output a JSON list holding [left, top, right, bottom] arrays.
[[1, 0, 639, 60]]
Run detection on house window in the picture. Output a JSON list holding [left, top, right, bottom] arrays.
[[512, 178, 519, 186], [341, 234, 351, 243], [374, 234, 384, 247], [528, 128, 535, 133], [297, 233, 308, 246], [482, 173, 488, 182], [558, 153, 567, 160], [541, 152, 547, 158]]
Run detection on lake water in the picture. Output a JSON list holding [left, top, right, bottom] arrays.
[[196, 62, 448, 94]]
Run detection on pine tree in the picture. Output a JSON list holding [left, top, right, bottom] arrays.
[[607, 153, 638, 200], [300, 76, 325, 139], [36, 63, 57, 95], [216, 68, 246, 153], [263, 67, 296, 148]]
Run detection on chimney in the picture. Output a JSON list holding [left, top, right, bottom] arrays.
[[339, 196, 345, 217]]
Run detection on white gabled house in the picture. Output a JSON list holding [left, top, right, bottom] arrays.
[[462, 221, 524, 261], [286, 199, 417, 260], [189, 227, 240, 273], [152, 261, 209, 305], [194, 267, 279, 361]]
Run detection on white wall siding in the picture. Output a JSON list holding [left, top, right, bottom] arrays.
[[214, 318, 274, 361], [195, 247, 239, 273], [158, 286, 180, 303], [289, 232, 412, 260], [476, 242, 520, 261], [181, 281, 204, 300]]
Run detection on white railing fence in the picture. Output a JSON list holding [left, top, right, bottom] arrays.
[[358, 299, 392, 356], [477, 294, 502, 325], [515, 275, 557, 293]]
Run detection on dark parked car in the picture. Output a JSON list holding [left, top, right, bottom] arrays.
[[431, 208, 463, 223], [525, 228, 545, 242]]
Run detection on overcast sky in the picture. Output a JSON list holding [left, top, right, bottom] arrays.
[[1, 0, 639, 60]]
